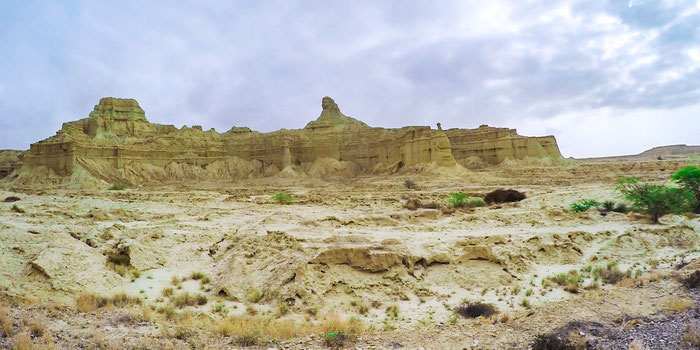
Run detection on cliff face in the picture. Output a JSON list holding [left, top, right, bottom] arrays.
[[446, 125, 562, 168], [9, 97, 561, 185], [0, 150, 23, 179]]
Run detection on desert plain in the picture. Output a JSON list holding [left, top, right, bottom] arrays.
[[0, 98, 698, 349]]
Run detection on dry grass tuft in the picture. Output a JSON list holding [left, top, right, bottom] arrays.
[[75, 293, 97, 313], [683, 324, 700, 347], [12, 331, 32, 350], [0, 305, 13, 337], [628, 338, 650, 350], [661, 297, 693, 313]]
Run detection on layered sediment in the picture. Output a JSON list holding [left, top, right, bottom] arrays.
[[7, 97, 562, 185]]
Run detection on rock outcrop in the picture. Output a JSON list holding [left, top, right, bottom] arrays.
[[7, 97, 562, 185], [446, 125, 562, 168], [0, 150, 23, 179]]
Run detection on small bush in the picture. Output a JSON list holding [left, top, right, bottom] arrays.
[[616, 177, 696, 223], [662, 297, 693, 313], [385, 305, 399, 318], [484, 189, 526, 204], [0, 306, 13, 337], [195, 294, 208, 305], [75, 293, 97, 313], [159, 305, 175, 319], [447, 193, 485, 208], [212, 302, 228, 314], [455, 301, 497, 318], [324, 331, 349, 348], [272, 192, 293, 205], [601, 200, 616, 212], [682, 270, 700, 289], [683, 324, 700, 347], [110, 292, 141, 308], [569, 199, 600, 213], [613, 202, 628, 213], [191, 271, 204, 280], [532, 333, 576, 350], [403, 179, 416, 189], [172, 292, 199, 308], [548, 270, 582, 293], [598, 264, 630, 285], [10, 205, 24, 214], [108, 183, 128, 191], [12, 331, 33, 350], [162, 287, 174, 297], [247, 290, 263, 303]]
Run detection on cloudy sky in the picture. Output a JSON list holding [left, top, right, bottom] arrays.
[[1, 1, 699, 157]]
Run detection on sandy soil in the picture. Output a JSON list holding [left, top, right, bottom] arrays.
[[0, 159, 699, 349]]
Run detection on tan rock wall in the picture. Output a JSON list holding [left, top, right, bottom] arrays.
[[12, 97, 562, 184]]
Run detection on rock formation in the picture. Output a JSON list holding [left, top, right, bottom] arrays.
[[7, 97, 562, 185], [0, 150, 23, 179]]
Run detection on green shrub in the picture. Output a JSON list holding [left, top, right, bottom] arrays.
[[212, 302, 228, 314], [601, 200, 615, 212], [613, 202, 628, 213], [108, 183, 128, 191], [447, 193, 485, 208], [616, 177, 696, 223], [246, 289, 263, 303], [10, 204, 25, 214], [671, 166, 700, 213], [569, 199, 600, 213], [272, 192, 293, 205]]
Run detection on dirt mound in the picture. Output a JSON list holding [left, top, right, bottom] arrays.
[[484, 189, 527, 204]]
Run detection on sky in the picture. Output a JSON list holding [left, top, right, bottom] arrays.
[[0, 0, 699, 158]]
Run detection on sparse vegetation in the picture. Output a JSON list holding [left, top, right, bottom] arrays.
[[108, 183, 128, 191], [569, 199, 600, 213], [455, 301, 497, 318], [272, 192, 293, 204], [403, 179, 416, 189], [662, 297, 693, 313], [10, 205, 25, 214], [683, 324, 700, 348], [682, 270, 700, 289], [247, 289, 263, 303], [385, 304, 399, 318], [171, 292, 207, 307], [12, 331, 33, 350], [447, 193, 485, 208], [671, 165, 700, 213], [212, 302, 228, 315], [217, 313, 363, 345], [616, 177, 696, 223], [532, 332, 576, 350], [75, 292, 141, 312], [0, 306, 13, 337], [484, 189, 526, 204], [191, 271, 206, 280], [597, 263, 631, 285]]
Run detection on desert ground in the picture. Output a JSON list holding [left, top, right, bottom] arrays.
[[0, 157, 699, 349]]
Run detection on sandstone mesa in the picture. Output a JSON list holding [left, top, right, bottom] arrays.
[[5, 96, 562, 186]]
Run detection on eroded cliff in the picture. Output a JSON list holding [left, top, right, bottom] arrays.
[[6, 97, 562, 186]]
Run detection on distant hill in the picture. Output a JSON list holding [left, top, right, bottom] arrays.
[[636, 145, 700, 158], [580, 144, 700, 161]]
